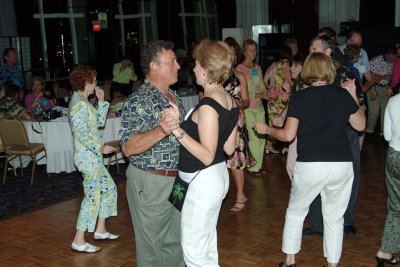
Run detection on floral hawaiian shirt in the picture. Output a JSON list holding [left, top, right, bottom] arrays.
[[370, 54, 394, 86], [119, 80, 185, 170], [0, 97, 24, 118]]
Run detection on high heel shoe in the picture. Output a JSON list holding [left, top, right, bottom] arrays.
[[278, 262, 296, 267], [230, 198, 247, 212], [376, 256, 400, 267]]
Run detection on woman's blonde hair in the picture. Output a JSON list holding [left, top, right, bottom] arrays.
[[192, 39, 233, 85], [301, 52, 336, 85]]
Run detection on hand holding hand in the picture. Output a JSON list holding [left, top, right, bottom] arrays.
[[168, 102, 180, 118], [101, 145, 116, 154], [159, 107, 180, 135], [265, 89, 279, 100]]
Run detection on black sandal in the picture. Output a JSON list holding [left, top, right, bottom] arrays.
[[376, 256, 400, 267]]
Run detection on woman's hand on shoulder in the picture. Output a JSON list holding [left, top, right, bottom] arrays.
[[341, 78, 356, 94]]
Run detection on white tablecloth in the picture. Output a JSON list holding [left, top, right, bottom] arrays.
[[22, 117, 123, 173]]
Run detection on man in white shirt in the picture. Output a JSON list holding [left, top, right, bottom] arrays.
[[338, 31, 372, 82]]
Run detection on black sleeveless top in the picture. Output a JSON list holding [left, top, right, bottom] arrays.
[[178, 97, 239, 172]]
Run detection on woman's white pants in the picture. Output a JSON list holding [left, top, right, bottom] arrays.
[[282, 161, 354, 264], [179, 162, 229, 267]]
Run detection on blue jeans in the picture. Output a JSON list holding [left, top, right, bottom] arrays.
[[307, 125, 361, 231]]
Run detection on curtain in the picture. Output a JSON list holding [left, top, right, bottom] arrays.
[[0, 0, 18, 36], [319, 0, 360, 34], [235, 0, 269, 28]]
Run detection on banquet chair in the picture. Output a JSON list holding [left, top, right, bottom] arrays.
[[102, 80, 112, 101], [0, 117, 47, 184], [104, 140, 122, 173], [0, 143, 16, 176]]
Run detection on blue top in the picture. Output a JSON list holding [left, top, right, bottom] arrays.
[[0, 64, 24, 88], [119, 80, 185, 170], [346, 61, 361, 84]]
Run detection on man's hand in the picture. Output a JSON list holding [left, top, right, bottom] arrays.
[[159, 107, 180, 135], [370, 88, 377, 101], [387, 88, 394, 98]]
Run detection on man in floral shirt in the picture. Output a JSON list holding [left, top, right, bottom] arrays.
[[119, 40, 185, 267], [366, 47, 398, 135], [0, 82, 31, 120]]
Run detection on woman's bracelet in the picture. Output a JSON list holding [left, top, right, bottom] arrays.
[[175, 130, 186, 140]]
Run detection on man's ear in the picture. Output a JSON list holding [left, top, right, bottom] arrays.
[[149, 61, 158, 71]]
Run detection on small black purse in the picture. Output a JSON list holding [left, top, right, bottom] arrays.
[[168, 171, 200, 212]]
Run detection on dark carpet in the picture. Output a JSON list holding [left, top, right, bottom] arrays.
[[0, 163, 127, 220]]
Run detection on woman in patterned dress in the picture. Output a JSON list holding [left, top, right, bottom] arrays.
[[224, 37, 253, 211], [263, 45, 293, 154], [69, 65, 119, 253]]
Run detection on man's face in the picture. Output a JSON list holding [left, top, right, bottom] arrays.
[[156, 49, 181, 86], [288, 43, 298, 56], [309, 40, 331, 56], [309, 40, 324, 53], [5, 50, 17, 65], [348, 33, 362, 46]]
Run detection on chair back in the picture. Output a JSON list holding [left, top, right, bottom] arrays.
[[0, 117, 30, 150], [102, 80, 112, 101]]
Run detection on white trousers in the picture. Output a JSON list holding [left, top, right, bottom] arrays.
[[282, 162, 354, 264], [179, 162, 229, 267]]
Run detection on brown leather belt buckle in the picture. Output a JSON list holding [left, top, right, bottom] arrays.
[[138, 167, 177, 177]]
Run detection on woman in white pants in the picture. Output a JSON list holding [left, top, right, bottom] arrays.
[[254, 53, 366, 267], [168, 40, 238, 266]]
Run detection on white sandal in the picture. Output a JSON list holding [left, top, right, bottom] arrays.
[[94, 231, 119, 241], [71, 242, 101, 253]]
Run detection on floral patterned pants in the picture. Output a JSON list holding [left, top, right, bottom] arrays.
[[76, 164, 118, 232], [380, 147, 400, 253]]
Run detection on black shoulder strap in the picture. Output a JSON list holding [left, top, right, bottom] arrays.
[[31, 121, 43, 134]]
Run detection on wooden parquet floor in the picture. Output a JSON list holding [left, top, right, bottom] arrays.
[[0, 133, 388, 267]]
